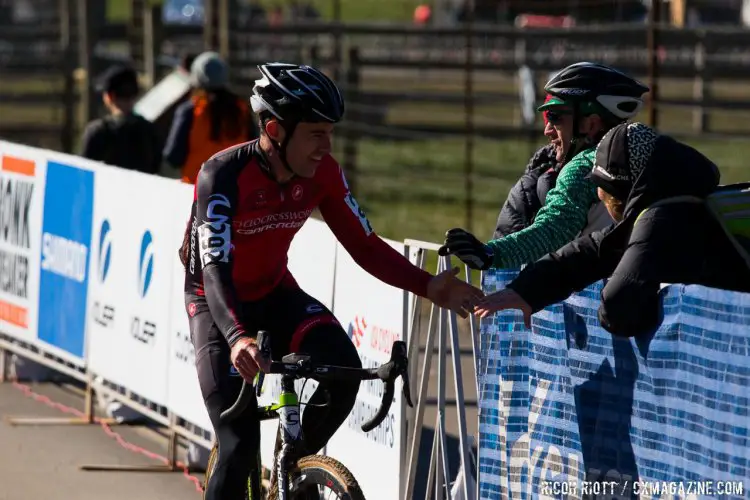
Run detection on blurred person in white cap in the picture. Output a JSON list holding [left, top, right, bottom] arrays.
[[163, 51, 258, 184]]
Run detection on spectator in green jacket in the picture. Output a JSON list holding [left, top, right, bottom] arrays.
[[439, 62, 649, 270]]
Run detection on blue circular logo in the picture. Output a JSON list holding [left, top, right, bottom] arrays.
[[138, 230, 154, 298], [98, 219, 112, 283]]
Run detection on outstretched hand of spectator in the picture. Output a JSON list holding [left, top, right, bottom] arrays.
[[474, 288, 533, 328]]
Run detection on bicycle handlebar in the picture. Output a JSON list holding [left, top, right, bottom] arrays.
[[220, 331, 414, 434]]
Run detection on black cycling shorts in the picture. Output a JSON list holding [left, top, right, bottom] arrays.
[[187, 283, 362, 500]]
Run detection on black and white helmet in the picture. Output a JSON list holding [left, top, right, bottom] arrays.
[[250, 63, 345, 124], [544, 62, 649, 120]]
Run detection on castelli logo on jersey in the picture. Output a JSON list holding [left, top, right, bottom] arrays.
[[292, 184, 303, 201], [188, 303, 197, 317]]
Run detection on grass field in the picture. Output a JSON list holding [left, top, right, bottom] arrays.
[[106, 0, 423, 23], [2, 68, 749, 248]]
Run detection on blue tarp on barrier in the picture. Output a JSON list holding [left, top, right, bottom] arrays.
[[478, 269, 750, 500]]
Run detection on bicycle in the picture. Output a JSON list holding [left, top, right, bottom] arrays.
[[203, 330, 414, 500]]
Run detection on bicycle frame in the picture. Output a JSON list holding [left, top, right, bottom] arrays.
[[220, 332, 412, 500], [259, 374, 302, 500]]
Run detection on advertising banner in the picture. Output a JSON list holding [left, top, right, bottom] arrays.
[[37, 160, 95, 363], [86, 167, 179, 406], [0, 147, 44, 347]]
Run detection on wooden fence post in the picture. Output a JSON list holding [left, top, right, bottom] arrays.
[[343, 47, 360, 194], [204, 0, 218, 51], [59, 0, 76, 153], [693, 30, 710, 134]]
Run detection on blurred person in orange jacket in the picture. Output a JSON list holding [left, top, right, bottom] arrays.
[[163, 51, 259, 184]]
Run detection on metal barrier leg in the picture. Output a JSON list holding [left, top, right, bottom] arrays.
[[5, 374, 119, 427], [80, 413, 182, 473], [466, 268, 481, 397], [424, 425, 439, 500], [0, 342, 187, 475], [403, 302, 439, 500], [0, 347, 7, 383], [435, 306, 450, 500], [401, 248, 479, 500], [448, 291, 475, 500]]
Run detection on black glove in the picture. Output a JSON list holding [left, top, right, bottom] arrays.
[[437, 228, 495, 271]]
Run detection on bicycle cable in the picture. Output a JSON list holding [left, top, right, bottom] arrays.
[[297, 378, 330, 409]]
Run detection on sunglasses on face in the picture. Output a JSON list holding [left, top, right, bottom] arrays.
[[545, 110, 572, 125]]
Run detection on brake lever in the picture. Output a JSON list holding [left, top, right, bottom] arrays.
[[401, 369, 414, 408], [389, 341, 414, 408], [255, 330, 272, 398]]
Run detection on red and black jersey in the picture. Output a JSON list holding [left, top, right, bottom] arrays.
[[184, 140, 432, 347]]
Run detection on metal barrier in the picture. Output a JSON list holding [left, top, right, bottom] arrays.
[[0, 333, 98, 426], [0, 334, 188, 474], [402, 239, 480, 500]]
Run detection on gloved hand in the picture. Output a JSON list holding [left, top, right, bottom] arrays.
[[437, 228, 495, 271]]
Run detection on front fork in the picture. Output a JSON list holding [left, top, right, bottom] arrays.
[[275, 375, 303, 500]]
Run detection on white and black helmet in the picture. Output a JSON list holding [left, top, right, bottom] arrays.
[[251, 62, 345, 124], [544, 62, 649, 120]]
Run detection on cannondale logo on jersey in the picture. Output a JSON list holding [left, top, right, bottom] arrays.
[[98, 219, 113, 283], [138, 230, 155, 298]]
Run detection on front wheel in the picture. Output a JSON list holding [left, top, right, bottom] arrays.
[[266, 455, 366, 500]]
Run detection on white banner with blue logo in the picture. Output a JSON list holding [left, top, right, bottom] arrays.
[[86, 165, 180, 407], [165, 181, 212, 430], [478, 268, 750, 500]]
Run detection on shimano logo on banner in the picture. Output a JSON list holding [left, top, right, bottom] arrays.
[[40, 232, 88, 283], [98, 219, 112, 283], [138, 230, 154, 298], [37, 161, 95, 359]]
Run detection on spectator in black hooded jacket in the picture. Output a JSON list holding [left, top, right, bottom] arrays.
[[475, 122, 750, 338]]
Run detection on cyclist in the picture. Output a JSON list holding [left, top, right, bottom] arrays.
[[474, 122, 750, 338], [180, 62, 483, 499], [439, 62, 650, 270]]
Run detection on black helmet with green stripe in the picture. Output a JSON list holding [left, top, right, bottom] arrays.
[[539, 62, 650, 161], [539, 62, 649, 120]]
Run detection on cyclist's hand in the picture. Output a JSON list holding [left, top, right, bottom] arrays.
[[230, 337, 271, 382], [426, 267, 484, 318], [437, 228, 494, 271], [474, 288, 533, 327]]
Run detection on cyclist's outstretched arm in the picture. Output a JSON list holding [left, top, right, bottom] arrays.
[[195, 160, 248, 347], [318, 164, 432, 298], [487, 151, 599, 269]]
